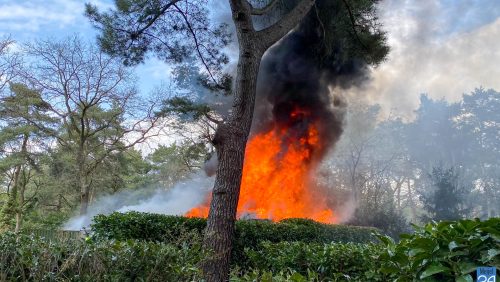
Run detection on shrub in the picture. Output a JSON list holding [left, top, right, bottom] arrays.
[[91, 212, 377, 267], [0, 232, 203, 281], [238, 241, 385, 281], [377, 217, 500, 281], [91, 211, 207, 242], [232, 218, 377, 267], [230, 268, 323, 281], [91, 212, 376, 244]]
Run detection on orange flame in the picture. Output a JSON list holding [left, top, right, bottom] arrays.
[[187, 109, 336, 223]]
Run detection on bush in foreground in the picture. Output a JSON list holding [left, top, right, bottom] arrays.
[[0, 232, 203, 281], [2, 216, 497, 281], [377, 217, 500, 281]]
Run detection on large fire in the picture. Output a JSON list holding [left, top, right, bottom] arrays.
[[186, 108, 337, 223]]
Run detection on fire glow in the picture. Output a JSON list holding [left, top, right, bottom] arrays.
[[187, 108, 337, 224]]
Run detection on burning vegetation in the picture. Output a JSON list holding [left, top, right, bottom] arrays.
[[188, 107, 337, 223], [186, 11, 372, 222]]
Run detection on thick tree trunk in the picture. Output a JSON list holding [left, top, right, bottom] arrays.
[[202, 1, 315, 281], [15, 178, 26, 233], [202, 27, 263, 282], [79, 177, 90, 216]]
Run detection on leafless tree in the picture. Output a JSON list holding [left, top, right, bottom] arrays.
[[20, 37, 163, 215], [0, 36, 20, 93]]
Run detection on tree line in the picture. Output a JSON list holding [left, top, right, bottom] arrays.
[[0, 36, 211, 233], [323, 90, 500, 237]]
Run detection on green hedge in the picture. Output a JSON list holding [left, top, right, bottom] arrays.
[[91, 212, 377, 267], [91, 212, 207, 242], [1, 217, 497, 281], [236, 241, 385, 281], [91, 212, 377, 244], [0, 232, 203, 281]]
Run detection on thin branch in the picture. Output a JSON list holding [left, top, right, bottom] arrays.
[[130, 0, 182, 38], [341, 0, 369, 51], [172, 4, 222, 89]]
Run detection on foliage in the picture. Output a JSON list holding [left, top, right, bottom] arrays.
[[420, 166, 470, 221], [307, 0, 389, 66], [0, 231, 204, 281], [2, 218, 498, 281], [238, 241, 384, 281], [377, 217, 500, 281], [91, 212, 377, 266], [159, 96, 212, 121], [230, 268, 323, 282], [147, 142, 207, 188], [85, 0, 231, 90], [349, 204, 410, 239], [91, 212, 208, 242]]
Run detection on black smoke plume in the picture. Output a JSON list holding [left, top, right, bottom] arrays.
[[253, 6, 370, 160]]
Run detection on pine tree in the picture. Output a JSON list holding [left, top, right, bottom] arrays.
[[420, 166, 470, 221]]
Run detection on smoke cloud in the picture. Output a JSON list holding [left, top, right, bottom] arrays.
[[64, 172, 214, 230], [249, 5, 376, 221], [344, 0, 500, 120]]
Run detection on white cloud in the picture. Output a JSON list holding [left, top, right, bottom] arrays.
[[343, 0, 500, 120], [0, 0, 111, 32]]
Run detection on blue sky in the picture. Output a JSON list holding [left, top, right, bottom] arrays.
[[1, 0, 500, 119], [0, 0, 174, 96]]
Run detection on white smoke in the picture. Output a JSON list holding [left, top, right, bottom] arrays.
[[344, 0, 500, 121], [63, 172, 214, 231]]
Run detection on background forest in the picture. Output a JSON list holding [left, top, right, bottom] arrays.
[[1, 34, 498, 235]]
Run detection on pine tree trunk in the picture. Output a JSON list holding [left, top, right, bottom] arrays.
[[202, 1, 315, 280], [202, 30, 263, 282], [15, 176, 25, 233]]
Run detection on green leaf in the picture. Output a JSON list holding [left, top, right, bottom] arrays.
[[449, 241, 459, 251], [457, 262, 477, 275], [481, 248, 500, 263], [408, 248, 425, 257], [289, 272, 306, 282], [380, 264, 400, 274], [420, 263, 450, 279], [456, 274, 473, 282]]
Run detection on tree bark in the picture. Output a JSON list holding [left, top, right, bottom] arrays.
[[202, 0, 315, 281], [79, 172, 91, 215], [77, 144, 91, 216], [14, 172, 26, 233]]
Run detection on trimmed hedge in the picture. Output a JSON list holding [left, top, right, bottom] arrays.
[[91, 212, 378, 267], [91, 212, 207, 242], [91, 212, 377, 243], [235, 241, 386, 281]]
